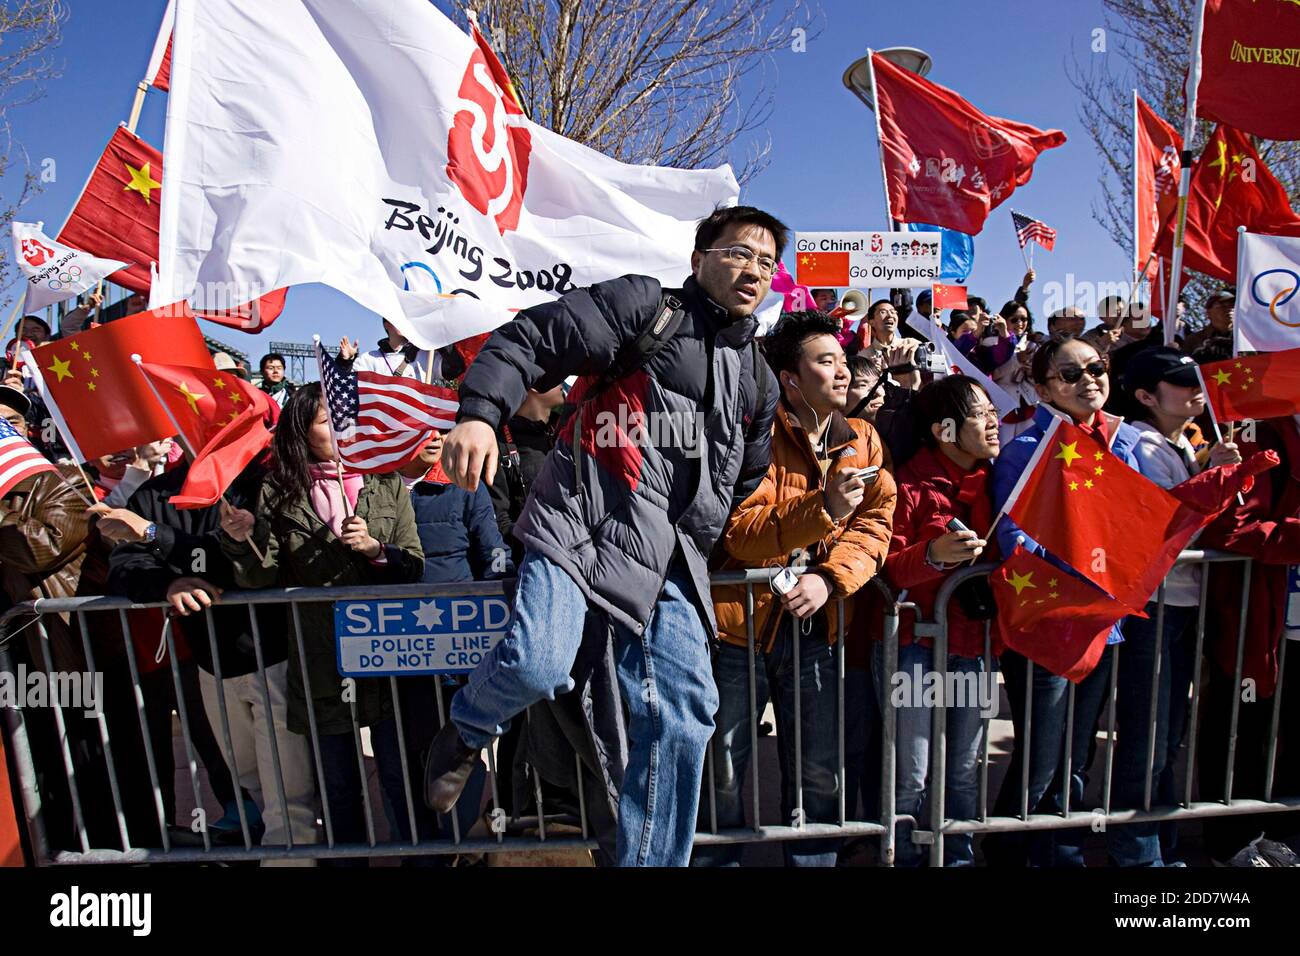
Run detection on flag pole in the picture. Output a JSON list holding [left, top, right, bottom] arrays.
[[1233, 225, 1246, 358], [865, 50, 897, 233], [312, 336, 354, 514], [1011, 210, 1031, 271], [130, 354, 266, 561], [1131, 89, 1141, 293], [981, 414, 1064, 545], [1165, 0, 1211, 347]]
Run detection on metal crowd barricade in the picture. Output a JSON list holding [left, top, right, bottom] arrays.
[[2, 554, 1298, 866], [913, 550, 1300, 867]]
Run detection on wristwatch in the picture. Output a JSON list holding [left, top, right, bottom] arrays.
[[143, 522, 158, 544]]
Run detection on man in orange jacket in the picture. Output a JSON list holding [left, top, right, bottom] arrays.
[[693, 311, 896, 866]]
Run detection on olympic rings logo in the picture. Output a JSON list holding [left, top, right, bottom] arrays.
[[44, 265, 83, 291], [1250, 268, 1300, 328], [400, 261, 441, 294]]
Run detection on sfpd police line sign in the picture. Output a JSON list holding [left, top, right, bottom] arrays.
[[334, 597, 510, 677]]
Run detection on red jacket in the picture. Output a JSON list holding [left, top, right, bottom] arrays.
[[1198, 417, 1300, 699], [880, 445, 999, 659]]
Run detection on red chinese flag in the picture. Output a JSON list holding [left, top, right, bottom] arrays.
[[1197, 0, 1300, 141], [1202, 349, 1300, 419], [29, 305, 214, 462], [794, 251, 849, 287], [136, 362, 272, 450], [931, 283, 968, 310], [992, 546, 1134, 683], [56, 126, 288, 329], [872, 52, 1066, 234], [169, 409, 273, 510], [57, 126, 162, 293], [1134, 96, 1183, 273], [1006, 420, 1266, 609], [1155, 124, 1300, 282]]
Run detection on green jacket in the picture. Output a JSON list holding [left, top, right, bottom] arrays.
[[222, 472, 424, 735]]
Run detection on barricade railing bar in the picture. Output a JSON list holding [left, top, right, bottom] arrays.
[[1, 552, 1295, 866]]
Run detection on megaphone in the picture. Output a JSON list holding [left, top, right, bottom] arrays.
[[831, 289, 870, 324]]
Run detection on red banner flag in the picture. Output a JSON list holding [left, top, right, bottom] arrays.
[[169, 408, 273, 510], [1201, 349, 1300, 420], [1005, 419, 1270, 609], [1197, 0, 1300, 141], [872, 52, 1065, 235], [29, 305, 214, 462], [136, 361, 273, 451], [1156, 124, 1300, 282], [1134, 95, 1183, 275], [992, 546, 1134, 682]]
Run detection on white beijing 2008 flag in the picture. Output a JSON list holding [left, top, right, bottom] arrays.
[[156, 0, 739, 350], [1235, 231, 1300, 354], [12, 222, 127, 313]]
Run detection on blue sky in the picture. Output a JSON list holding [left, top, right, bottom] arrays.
[[3, 0, 1145, 369]]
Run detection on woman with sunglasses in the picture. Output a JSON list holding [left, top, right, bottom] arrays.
[[984, 334, 1144, 867]]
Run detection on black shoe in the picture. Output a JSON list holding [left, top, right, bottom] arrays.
[[424, 722, 482, 813]]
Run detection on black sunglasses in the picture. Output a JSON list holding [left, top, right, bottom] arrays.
[[1051, 359, 1108, 385]]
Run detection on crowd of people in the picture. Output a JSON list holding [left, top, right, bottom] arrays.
[[2, 205, 1298, 869]]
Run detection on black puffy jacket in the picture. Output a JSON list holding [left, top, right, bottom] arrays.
[[456, 274, 778, 635]]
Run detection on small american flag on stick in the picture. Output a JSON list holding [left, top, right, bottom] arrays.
[[0, 417, 56, 497], [315, 339, 459, 473], [1012, 211, 1057, 251]]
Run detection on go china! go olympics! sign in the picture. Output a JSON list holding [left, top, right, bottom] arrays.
[[794, 231, 942, 289], [333, 596, 510, 677]]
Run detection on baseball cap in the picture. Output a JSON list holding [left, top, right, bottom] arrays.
[[1206, 288, 1235, 306], [0, 385, 31, 416], [1122, 346, 1200, 395], [916, 289, 932, 305]]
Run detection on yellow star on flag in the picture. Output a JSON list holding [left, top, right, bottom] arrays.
[[1094, 465, 1104, 476], [124, 161, 162, 204], [229, 390, 243, 405], [1049, 592, 1060, 599], [69, 342, 80, 352], [90, 368, 99, 378], [81, 350, 92, 362], [1055, 441, 1083, 468], [1069, 481, 1080, 491], [1008, 569, 1036, 596], [1084, 479, 1095, 489], [87, 381, 96, 392], [213, 378, 227, 390], [1213, 369, 1232, 386], [1048, 578, 1058, 588], [175, 381, 206, 415], [46, 356, 73, 383]]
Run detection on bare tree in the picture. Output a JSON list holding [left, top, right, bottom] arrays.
[[0, 0, 67, 311], [444, 0, 821, 185], [1067, 0, 1300, 312]]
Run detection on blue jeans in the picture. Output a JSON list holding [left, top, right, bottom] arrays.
[[692, 616, 842, 867], [1107, 603, 1197, 866], [451, 549, 717, 867], [986, 646, 1113, 867], [874, 642, 989, 866]]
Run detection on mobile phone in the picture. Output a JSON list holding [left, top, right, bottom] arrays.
[[842, 465, 881, 484], [771, 567, 799, 596], [946, 517, 971, 534]]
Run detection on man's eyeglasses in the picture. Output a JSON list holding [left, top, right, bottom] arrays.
[[701, 245, 778, 277], [1050, 359, 1108, 385], [969, 404, 1001, 423]]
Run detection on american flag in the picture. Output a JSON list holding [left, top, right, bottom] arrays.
[[1012, 211, 1057, 251], [0, 417, 56, 497], [316, 341, 459, 472]]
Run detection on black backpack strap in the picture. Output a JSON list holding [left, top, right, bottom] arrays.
[[589, 292, 686, 400], [750, 338, 771, 426]]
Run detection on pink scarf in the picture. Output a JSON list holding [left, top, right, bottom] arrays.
[[307, 462, 363, 539]]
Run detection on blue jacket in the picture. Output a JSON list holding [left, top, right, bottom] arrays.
[[409, 479, 515, 585], [992, 405, 1143, 645]]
